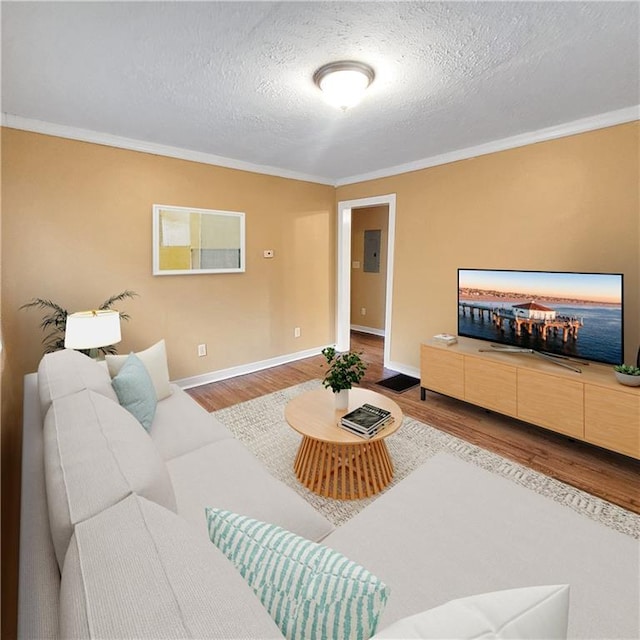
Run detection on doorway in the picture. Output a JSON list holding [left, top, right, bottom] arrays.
[[336, 194, 396, 368], [350, 206, 389, 337]]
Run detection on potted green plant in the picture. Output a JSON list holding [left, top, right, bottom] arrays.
[[21, 290, 138, 356], [321, 346, 367, 409], [613, 364, 640, 387]]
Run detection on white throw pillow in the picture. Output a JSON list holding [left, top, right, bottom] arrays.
[[372, 584, 569, 639], [105, 339, 171, 400]]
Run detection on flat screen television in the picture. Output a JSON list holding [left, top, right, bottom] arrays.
[[457, 269, 624, 365]]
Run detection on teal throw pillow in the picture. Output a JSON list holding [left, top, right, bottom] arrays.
[[111, 353, 157, 432], [206, 508, 389, 640]]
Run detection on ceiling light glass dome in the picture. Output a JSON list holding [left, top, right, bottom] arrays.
[[313, 61, 375, 110]]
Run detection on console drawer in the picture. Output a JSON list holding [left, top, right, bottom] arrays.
[[517, 369, 584, 438]]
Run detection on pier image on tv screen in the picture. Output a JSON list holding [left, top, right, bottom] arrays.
[[457, 269, 623, 365]]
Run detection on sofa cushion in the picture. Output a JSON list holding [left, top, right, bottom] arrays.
[[167, 438, 334, 542], [149, 384, 234, 460], [372, 585, 569, 639], [44, 389, 177, 568], [111, 353, 157, 431], [106, 339, 172, 400], [37, 348, 118, 416], [207, 508, 389, 640], [60, 495, 283, 639]]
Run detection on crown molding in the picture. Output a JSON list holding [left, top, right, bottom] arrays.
[[0, 113, 334, 186], [3, 106, 638, 188], [335, 105, 640, 186]]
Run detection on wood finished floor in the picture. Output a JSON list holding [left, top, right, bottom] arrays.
[[187, 332, 640, 514]]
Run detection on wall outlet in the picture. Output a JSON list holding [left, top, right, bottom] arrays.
[[197, 344, 207, 357], [361, 307, 366, 316], [263, 249, 274, 258], [352, 261, 360, 269], [294, 327, 301, 338]]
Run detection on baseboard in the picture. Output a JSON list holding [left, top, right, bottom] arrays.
[[173, 344, 332, 389], [384, 360, 420, 379], [172, 342, 418, 390], [351, 324, 386, 337]]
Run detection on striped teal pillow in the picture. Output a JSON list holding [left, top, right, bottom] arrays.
[[206, 508, 389, 640]]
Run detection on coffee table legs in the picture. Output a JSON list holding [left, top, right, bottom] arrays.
[[294, 436, 394, 500]]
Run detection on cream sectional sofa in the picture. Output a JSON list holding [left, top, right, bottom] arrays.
[[19, 348, 334, 639], [18, 348, 637, 639]]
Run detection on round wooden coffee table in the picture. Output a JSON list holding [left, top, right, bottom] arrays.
[[285, 387, 403, 500]]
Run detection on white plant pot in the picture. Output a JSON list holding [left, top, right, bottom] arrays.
[[334, 389, 349, 410], [614, 371, 640, 387]]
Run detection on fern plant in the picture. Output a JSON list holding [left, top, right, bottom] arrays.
[[21, 290, 138, 356]]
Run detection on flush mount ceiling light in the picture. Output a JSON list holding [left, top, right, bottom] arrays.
[[313, 61, 375, 110]]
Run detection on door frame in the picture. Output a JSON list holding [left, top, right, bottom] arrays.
[[336, 194, 396, 367]]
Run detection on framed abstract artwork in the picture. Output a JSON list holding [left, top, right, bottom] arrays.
[[152, 204, 245, 275]]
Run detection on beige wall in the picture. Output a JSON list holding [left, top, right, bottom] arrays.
[[337, 122, 640, 370], [1, 129, 336, 383], [350, 206, 388, 331], [0, 128, 336, 636]]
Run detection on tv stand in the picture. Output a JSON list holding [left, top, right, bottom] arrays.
[[479, 344, 584, 373], [420, 337, 640, 459]]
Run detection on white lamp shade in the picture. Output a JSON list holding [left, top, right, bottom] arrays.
[[64, 310, 122, 349]]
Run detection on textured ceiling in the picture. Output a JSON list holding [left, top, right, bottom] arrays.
[[2, 1, 638, 183]]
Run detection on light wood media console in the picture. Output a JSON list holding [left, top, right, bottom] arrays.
[[420, 338, 640, 460]]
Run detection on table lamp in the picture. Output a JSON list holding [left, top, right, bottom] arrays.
[[64, 310, 121, 358]]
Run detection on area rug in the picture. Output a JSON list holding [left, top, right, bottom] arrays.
[[375, 372, 420, 392], [212, 380, 639, 538]]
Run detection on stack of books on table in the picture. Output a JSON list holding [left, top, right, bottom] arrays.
[[340, 403, 394, 439]]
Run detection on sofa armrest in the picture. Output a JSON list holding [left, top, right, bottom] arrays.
[[18, 373, 60, 639]]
